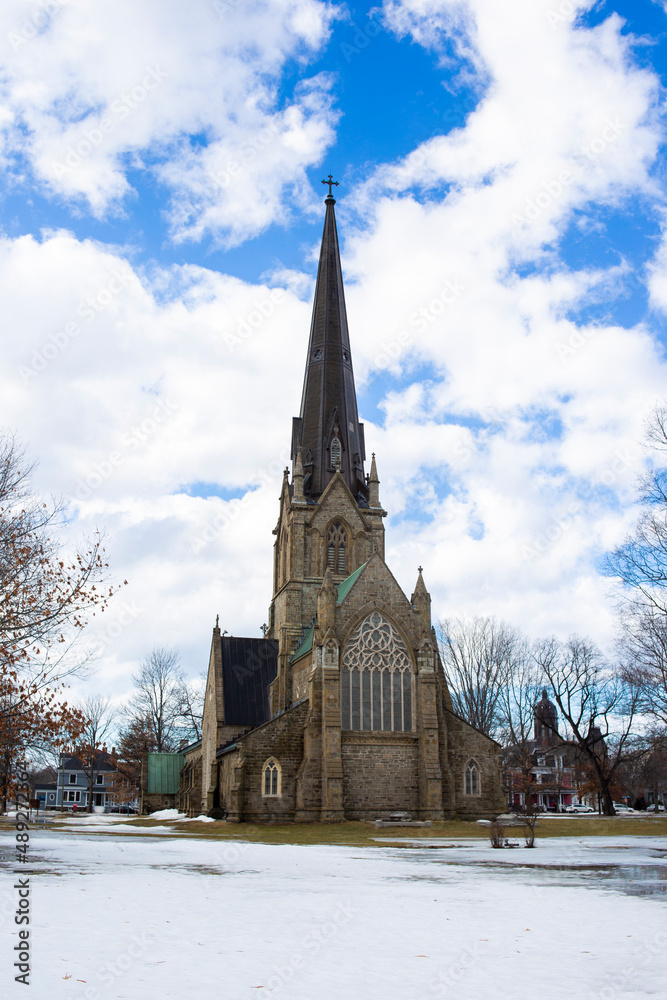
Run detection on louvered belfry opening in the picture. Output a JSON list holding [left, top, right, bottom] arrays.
[[327, 521, 347, 575]]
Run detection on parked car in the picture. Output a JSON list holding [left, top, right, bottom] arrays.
[[646, 803, 665, 812], [613, 803, 636, 814], [565, 803, 595, 813]]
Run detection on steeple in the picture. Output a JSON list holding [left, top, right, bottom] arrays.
[[291, 180, 368, 504]]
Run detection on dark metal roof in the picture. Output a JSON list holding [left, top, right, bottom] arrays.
[[221, 636, 278, 726], [291, 194, 368, 503], [60, 752, 116, 772]]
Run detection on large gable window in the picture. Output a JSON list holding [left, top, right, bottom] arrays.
[[341, 611, 413, 732], [327, 522, 348, 575]]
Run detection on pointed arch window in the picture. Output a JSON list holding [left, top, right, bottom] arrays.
[[340, 611, 413, 732], [464, 760, 480, 797], [330, 436, 341, 470], [327, 522, 348, 575], [262, 758, 281, 797]]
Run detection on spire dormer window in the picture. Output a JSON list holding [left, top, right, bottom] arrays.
[[330, 436, 341, 470]]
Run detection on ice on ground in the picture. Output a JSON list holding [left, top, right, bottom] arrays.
[[146, 808, 184, 820], [2, 833, 666, 1000]]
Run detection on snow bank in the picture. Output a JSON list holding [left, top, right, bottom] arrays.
[[3, 833, 665, 1000], [146, 808, 185, 820]]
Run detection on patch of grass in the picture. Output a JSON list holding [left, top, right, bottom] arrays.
[[41, 814, 667, 846], [12, 813, 667, 846]]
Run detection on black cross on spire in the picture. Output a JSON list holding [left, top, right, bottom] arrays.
[[322, 174, 339, 198]]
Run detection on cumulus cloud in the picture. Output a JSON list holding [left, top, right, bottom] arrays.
[[333, 0, 667, 643], [1, 0, 667, 700], [0, 0, 337, 244]]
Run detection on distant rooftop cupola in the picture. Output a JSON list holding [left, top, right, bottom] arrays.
[[534, 688, 558, 745], [291, 177, 368, 504]]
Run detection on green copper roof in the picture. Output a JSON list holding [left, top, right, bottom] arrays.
[[290, 625, 313, 663], [146, 753, 185, 794], [337, 561, 367, 605]]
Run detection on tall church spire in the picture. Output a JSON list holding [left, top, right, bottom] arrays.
[[291, 181, 368, 504]]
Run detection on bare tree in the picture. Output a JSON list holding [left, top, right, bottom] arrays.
[[617, 607, 667, 729], [175, 675, 205, 744], [0, 433, 118, 670], [498, 657, 543, 813], [437, 616, 527, 738], [127, 648, 184, 753], [72, 696, 117, 812], [534, 636, 642, 815], [0, 433, 118, 812], [607, 404, 667, 616]]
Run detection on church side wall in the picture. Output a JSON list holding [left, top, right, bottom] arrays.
[[444, 711, 506, 817], [221, 701, 310, 823], [341, 733, 419, 819]]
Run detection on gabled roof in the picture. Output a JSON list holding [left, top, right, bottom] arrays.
[[60, 751, 116, 772], [336, 561, 367, 605]]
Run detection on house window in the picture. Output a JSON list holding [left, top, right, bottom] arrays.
[[327, 522, 348, 575], [262, 759, 281, 797], [96, 775, 104, 784], [340, 611, 413, 732], [330, 436, 341, 469], [69, 774, 77, 784], [464, 761, 480, 797]]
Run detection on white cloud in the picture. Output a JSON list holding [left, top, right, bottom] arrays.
[[1, 0, 667, 700], [333, 0, 667, 647], [0, 0, 337, 244]]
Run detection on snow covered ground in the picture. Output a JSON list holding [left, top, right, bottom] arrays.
[[2, 829, 666, 999]]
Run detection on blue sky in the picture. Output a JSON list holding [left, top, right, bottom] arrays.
[[1, 0, 667, 695]]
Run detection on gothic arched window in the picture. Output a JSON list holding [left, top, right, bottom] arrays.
[[340, 611, 413, 732], [327, 522, 348, 575], [262, 758, 281, 797], [464, 760, 480, 797]]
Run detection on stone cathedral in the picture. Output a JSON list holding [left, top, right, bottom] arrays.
[[191, 184, 505, 822]]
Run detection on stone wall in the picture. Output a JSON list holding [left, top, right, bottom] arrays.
[[219, 700, 310, 823], [178, 752, 203, 817], [341, 732, 419, 819], [443, 710, 506, 817]]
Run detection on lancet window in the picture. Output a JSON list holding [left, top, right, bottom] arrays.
[[464, 760, 480, 796], [262, 758, 281, 797], [340, 611, 413, 732]]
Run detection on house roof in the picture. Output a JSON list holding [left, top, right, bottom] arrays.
[[60, 751, 116, 772]]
